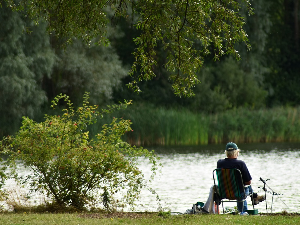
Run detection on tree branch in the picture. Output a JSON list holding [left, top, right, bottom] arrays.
[[176, 0, 189, 34]]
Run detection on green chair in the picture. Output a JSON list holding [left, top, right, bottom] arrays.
[[213, 168, 248, 214]]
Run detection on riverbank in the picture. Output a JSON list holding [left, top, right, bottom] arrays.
[[92, 105, 300, 146], [1, 211, 300, 225]]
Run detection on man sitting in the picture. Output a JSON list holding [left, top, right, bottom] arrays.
[[200, 142, 264, 215]]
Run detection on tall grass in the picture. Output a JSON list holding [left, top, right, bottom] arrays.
[[90, 105, 300, 146]]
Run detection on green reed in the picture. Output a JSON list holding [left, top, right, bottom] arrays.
[[91, 105, 300, 146]]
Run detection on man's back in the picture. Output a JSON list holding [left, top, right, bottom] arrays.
[[217, 158, 252, 184]]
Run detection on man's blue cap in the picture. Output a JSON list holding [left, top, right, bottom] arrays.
[[225, 142, 238, 151]]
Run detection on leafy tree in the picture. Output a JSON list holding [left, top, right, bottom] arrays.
[[186, 1, 272, 113], [264, 0, 300, 106], [0, 2, 55, 136], [190, 57, 267, 113], [2, 93, 159, 210], [45, 37, 128, 107], [112, 31, 183, 109], [237, 1, 272, 85], [112, 1, 270, 113], [6, 0, 253, 96]]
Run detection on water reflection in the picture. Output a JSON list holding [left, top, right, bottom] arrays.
[[137, 142, 300, 213]]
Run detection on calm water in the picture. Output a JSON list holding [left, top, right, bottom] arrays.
[[2, 143, 300, 213], [136, 142, 300, 213]]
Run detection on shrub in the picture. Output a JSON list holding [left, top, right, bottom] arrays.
[[2, 93, 159, 210]]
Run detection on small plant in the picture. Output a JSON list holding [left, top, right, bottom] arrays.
[[158, 210, 171, 218], [2, 93, 159, 210]]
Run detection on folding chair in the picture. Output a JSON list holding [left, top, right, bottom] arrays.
[[213, 168, 248, 214]]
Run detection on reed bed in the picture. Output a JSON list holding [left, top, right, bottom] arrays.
[[91, 105, 300, 146]]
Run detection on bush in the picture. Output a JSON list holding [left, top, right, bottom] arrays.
[[2, 93, 159, 210]]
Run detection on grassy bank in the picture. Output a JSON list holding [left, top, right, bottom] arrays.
[[91, 105, 300, 146], [1, 212, 300, 225]]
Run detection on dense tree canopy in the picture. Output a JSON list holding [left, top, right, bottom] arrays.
[[6, 0, 253, 96], [264, 0, 300, 106], [46, 37, 128, 107], [0, 2, 55, 136], [113, 1, 270, 113], [1, 0, 300, 138]]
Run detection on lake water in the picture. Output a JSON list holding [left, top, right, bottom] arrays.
[[2, 142, 300, 214], [136, 142, 300, 214]]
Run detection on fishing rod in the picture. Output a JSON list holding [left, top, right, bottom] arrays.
[[259, 177, 288, 213]]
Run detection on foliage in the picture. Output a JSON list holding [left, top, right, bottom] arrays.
[[95, 103, 300, 146], [47, 37, 128, 107], [128, 0, 253, 97], [0, 1, 55, 136], [1, 93, 159, 210], [190, 56, 268, 113], [263, 0, 300, 106], [113, 55, 268, 114], [112, 1, 270, 113], [0, 144, 7, 200], [6, 0, 253, 96]]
